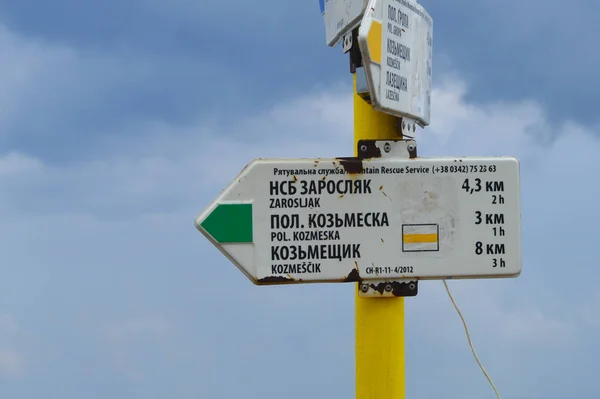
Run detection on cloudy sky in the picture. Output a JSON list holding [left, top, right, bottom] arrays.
[[0, 0, 598, 398]]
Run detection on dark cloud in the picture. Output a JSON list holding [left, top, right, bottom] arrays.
[[421, 0, 600, 125], [1, 0, 597, 161]]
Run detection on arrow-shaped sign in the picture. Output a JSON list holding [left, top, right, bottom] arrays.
[[195, 142, 521, 285]]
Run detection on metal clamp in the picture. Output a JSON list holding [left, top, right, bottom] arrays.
[[355, 138, 419, 298], [357, 138, 417, 159], [342, 32, 353, 53], [359, 280, 418, 297], [399, 117, 418, 138]]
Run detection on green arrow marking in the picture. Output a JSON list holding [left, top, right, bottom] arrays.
[[200, 203, 253, 243]]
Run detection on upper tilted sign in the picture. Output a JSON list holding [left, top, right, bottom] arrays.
[[195, 142, 521, 285], [358, 0, 433, 126], [321, 0, 368, 47]]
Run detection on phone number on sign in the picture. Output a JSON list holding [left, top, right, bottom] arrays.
[[432, 164, 498, 174]]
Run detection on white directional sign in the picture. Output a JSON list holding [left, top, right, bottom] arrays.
[[358, 0, 433, 126], [322, 0, 368, 47], [195, 143, 522, 285]]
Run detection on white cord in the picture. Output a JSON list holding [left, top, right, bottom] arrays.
[[443, 280, 502, 399]]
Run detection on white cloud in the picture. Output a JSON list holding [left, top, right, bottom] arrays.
[[580, 291, 600, 328], [0, 23, 222, 141], [0, 152, 43, 178], [500, 304, 572, 343], [0, 25, 75, 131], [0, 348, 25, 378], [410, 280, 574, 349], [0, 314, 19, 336], [0, 315, 26, 378], [99, 315, 175, 383], [0, 25, 112, 134], [104, 315, 173, 340]]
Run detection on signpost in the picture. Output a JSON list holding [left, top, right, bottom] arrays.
[[358, 0, 433, 126], [195, 1, 521, 397]]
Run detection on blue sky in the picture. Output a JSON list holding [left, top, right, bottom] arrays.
[[0, 0, 599, 398]]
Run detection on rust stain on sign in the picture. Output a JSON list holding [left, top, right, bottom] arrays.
[[257, 276, 295, 285], [368, 281, 418, 297], [408, 145, 417, 159], [379, 185, 391, 201], [344, 263, 361, 282], [357, 140, 382, 158], [337, 157, 364, 174]]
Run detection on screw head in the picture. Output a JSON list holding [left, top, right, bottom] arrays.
[[409, 283, 416, 290], [407, 144, 416, 152], [360, 144, 367, 153], [383, 143, 391, 153], [384, 283, 393, 292], [360, 284, 369, 293]]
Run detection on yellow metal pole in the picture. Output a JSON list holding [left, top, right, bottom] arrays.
[[354, 73, 405, 399]]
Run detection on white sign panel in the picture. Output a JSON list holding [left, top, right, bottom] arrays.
[[195, 151, 522, 285], [358, 0, 433, 126], [322, 0, 368, 47]]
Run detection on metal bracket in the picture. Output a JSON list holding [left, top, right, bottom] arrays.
[[342, 32, 353, 53], [359, 280, 418, 297], [357, 138, 417, 160], [349, 28, 362, 73], [399, 117, 418, 138], [356, 138, 419, 298]]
